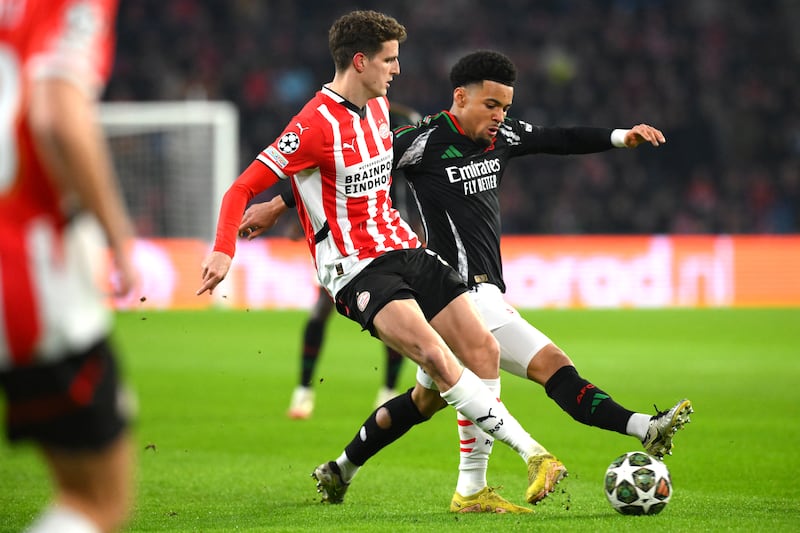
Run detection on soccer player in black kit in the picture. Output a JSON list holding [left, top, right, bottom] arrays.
[[241, 50, 693, 513]]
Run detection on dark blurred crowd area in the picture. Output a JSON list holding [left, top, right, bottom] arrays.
[[105, 0, 799, 235]]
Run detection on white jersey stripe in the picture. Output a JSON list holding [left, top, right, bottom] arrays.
[[257, 89, 419, 298], [292, 167, 326, 241], [447, 210, 470, 283], [256, 153, 288, 179], [372, 98, 410, 247], [365, 105, 393, 249], [359, 107, 391, 253], [316, 102, 356, 255]]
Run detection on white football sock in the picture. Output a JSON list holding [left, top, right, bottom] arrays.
[[441, 368, 546, 462], [626, 413, 651, 441], [455, 378, 499, 496], [336, 451, 359, 483]]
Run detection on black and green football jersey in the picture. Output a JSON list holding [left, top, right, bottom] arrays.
[[393, 110, 615, 292]]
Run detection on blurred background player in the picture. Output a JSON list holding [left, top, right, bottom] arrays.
[[243, 105, 423, 420], [285, 284, 404, 419], [0, 1, 138, 532]]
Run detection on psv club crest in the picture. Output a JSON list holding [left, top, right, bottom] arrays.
[[357, 291, 371, 312]]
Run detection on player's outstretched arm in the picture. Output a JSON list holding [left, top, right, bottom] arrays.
[[199, 160, 281, 296], [624, 123, 666, 148], [239, 194, 289, 239]]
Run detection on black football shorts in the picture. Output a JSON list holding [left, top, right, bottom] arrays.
[[335, 248, 468, 337], [0, 338, 130, 451]]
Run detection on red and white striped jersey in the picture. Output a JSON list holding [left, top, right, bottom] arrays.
[[0, 0, 118, 368], [215, 87, 420, 297]]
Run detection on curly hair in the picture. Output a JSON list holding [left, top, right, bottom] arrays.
[[329, 10, 407, 71], [449, 50, 517, 88]]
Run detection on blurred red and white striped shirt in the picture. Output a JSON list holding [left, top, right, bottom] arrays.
[[0, 0, 118, 368]]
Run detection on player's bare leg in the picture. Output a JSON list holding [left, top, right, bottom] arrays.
[[314, 296, 562, 506], [33, 433, 133, 532]]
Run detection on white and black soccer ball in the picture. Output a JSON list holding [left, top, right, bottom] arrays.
[[604, 451, 672, 515]]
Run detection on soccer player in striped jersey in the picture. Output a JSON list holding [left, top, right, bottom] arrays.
[[0, 1, 137, 531], [281, 106, 422, 420], [239, 50, 693, 514], [199, 10, 565, 511]]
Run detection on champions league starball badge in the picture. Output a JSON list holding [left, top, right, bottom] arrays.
[[278, 132, 300, 154]]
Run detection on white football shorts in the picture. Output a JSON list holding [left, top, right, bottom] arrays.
[[416, 283, 552, 389]]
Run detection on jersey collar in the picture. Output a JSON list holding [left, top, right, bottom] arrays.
[[322, 85, 367, 119], [442, 110, 467, 135], [442, 110, 498, 151]]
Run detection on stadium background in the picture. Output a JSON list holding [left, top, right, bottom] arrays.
[[3, 4, 799, 532], [101, 0, 800, 310], [106, 0, 798, 236]]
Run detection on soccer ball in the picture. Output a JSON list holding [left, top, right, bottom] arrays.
[[604, 451, 672, 515]]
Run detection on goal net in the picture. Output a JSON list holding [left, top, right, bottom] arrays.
[[99, 101, 239, 241]]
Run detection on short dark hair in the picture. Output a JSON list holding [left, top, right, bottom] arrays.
[[329, 10, 407, 71], [449, 50, 517, 89]]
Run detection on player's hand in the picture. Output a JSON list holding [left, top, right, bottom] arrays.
[[624, 124, 666, 148], [238, 195, 289, 240], [109, 239, 139, 298], [197, 251, 232, 295]]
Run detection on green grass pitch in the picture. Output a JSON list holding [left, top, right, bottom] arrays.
[[1, 308, 799, 532]]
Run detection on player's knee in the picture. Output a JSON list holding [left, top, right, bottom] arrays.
[[86, 439, 134, 531], [410, 384, 446, 418], [375, 406, 392, 429], [527, 344, 573, 384], [460, 330, 500, 378], [414, 342, 450, 379], [375, 386, 441, 427]]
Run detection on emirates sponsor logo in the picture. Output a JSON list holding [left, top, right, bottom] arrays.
[[445, 158, 501, 183]]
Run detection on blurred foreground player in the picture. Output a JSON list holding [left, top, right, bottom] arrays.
[[0, 1, 137, 532]]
